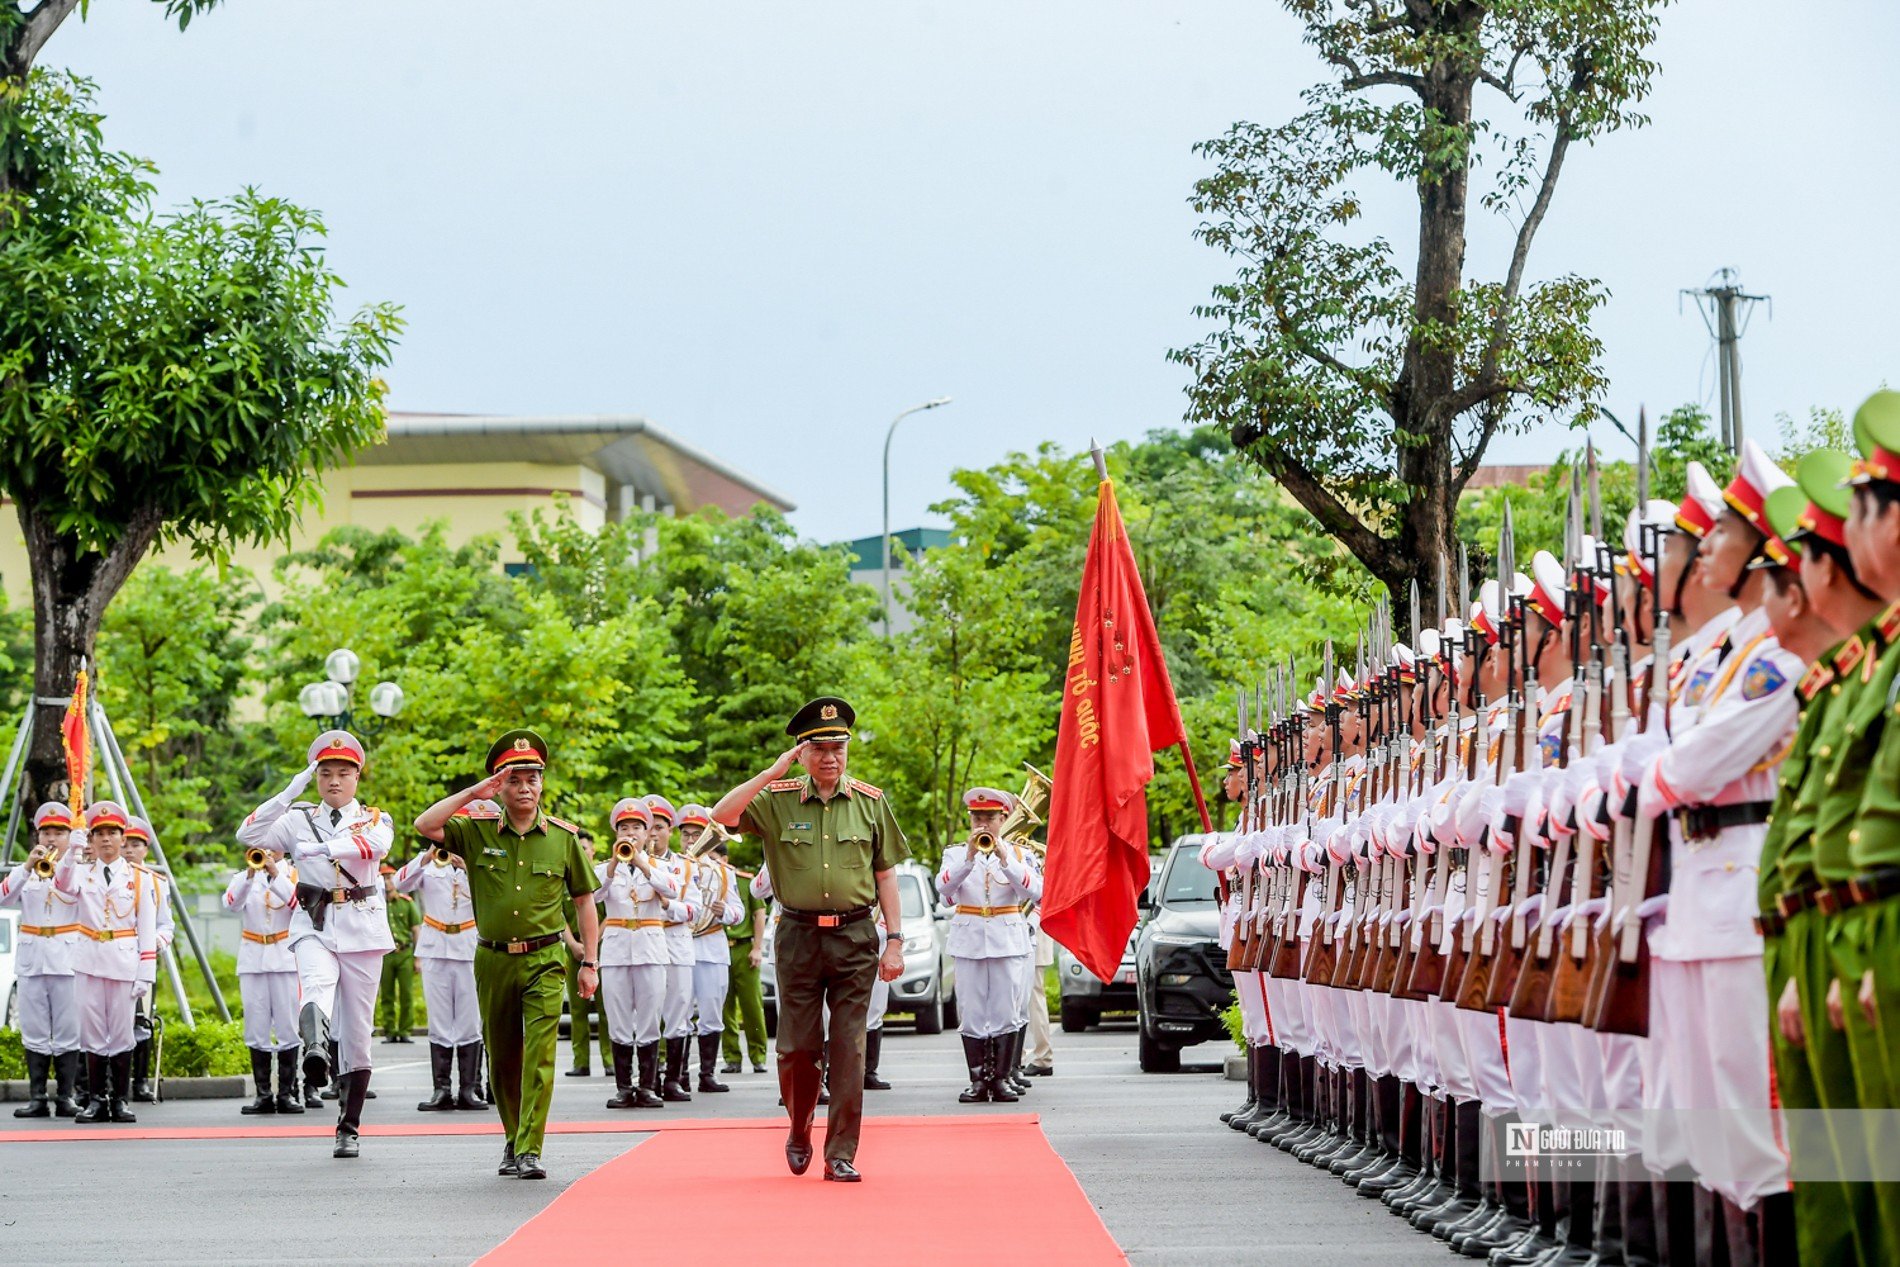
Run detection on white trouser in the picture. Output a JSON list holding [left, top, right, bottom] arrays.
[[954, 956, 1018, 1039], [293, 940, 384, 1075], [418, 957, 481, 1047], [1235, 969, 1266, 1043], [1653, 956, 1785, 1207], [662, 962, 695, 1038], [1273, 976, 1311, 1055], [630, 963, 666, 1045], [692, 960, 729, 1036], [76, 974, 135, 1056], [866, 972, 889, 1031], [239, 970, 301, 1052], [1506, 1014, 1547, 1123], [1011, 950, 1034, 1026], [1430, 999, 1475, 1101], [16, 973, 77, 1054], [600, 965, 638, 1047], [1460, 1006, 1514, 1116], [1027, 969, 1054, 1067]]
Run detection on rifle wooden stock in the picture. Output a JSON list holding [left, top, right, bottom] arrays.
[[1505, 910, 1555, 1018], [1591, 812, 1665, 1036], [1545, 926, 1596, 1023], [1407, 916, 1449, 999]]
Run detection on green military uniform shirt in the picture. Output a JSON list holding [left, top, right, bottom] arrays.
[[1851, 603, 1900, 870], [728, 879, 757, 944], [1812, 623, 1891, 882], [1760, 651, 1843, 912], [385, 890, 421, 960], [739, 773, 908, 911], [438, 809, 596, 940]]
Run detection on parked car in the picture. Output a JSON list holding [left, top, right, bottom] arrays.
[[761, 861, 955, 1034], [0, 907, 18, 1031], [1134, 835, 1231, 1072], [1056, 854, 1164, 1031]]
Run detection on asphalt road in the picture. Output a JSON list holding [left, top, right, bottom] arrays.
[[0, 1024, 1424, 1265]]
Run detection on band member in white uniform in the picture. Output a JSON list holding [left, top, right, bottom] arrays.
[[395, 835, 487, 1112], [2, 803, 84, 1117], [596, 796, 672, 1109], [224, 843, 302, 1115], [680, 805, 744, 1093], [938, 787, 1042, 1103], [235, 730, 394, 1159], [122, 818, 170, 1103], [53, 801, 156, 1124], [644, 794, 701, 1101]]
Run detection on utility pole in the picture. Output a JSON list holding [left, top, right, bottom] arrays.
[[1682, 268, 1769, 452]]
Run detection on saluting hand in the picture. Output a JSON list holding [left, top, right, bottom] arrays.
[[765, 743, 806, 780], [471, 770, 509, 801]]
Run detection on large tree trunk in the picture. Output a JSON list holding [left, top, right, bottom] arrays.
[[17, 499, 163, 808]]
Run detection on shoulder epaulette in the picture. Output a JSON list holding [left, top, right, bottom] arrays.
[[1835, 636, 1866, 677], [1799, 660, 1834, 702], [849, 778, 883, 798], [347, 809, 384, 831], [544, 813, 580, 834], [464, 806, 501, 820], [766, 778, 804, 792], [1880, 602, 1900, 647]]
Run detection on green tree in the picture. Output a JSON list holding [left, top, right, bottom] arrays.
[[1173, 0, 1667, 623], [0, 73, 399, 803]]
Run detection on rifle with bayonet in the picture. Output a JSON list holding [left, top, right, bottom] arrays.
[[1456, 508, 1520, 1013], [1303, 643, 1347, 989]]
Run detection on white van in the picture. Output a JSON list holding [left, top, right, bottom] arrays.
[[0, 907, 19, 1029]]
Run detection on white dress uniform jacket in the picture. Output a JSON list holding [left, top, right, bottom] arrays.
[[236, 795, 395, 954], [223, 864, 298, 974], [0, 864, 78, 975], [936, 843, 1040, 959], [693, 859, 745, 963], [654, 852, 700, 966], [54, 854, 157, 981], [394, 853, 478, 961]]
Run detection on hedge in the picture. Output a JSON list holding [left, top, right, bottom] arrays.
[[0, 1019, 250, 1079]]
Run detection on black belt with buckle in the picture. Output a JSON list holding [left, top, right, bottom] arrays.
[[1754, 912, 1785, 937], [477, 931, 564, 955], [1814, 881, 1856, 915], [1775, 882, 1823, 920], [778, 904, 875, 930], [1675, 801, 1773, 842], [1848, 867, 1900, 908]]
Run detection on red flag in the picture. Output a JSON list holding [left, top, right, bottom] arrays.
[[62, 664, 90, 820], [1041, 476, 1190, 982]]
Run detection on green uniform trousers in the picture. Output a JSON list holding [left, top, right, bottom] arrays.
[[774, 917, 878, 1163], [378, 951, 415, 1037], [1826, 904, 1900, 1261], [1776, 912, 1872, 1266], [564, 953, 612, 1073], [476, 942, 566, 1157], [723, 949, 768, 1068]]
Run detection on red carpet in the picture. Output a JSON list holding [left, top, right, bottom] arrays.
[[477, 1114, 1125, 1266], [0, 1115, 770, 1145]]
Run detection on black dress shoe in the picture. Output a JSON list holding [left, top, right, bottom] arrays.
[[823, 1159, 861, 1182], [1023, 1065, 1054, 1077], [721, 1061, 742, 1074], [564, 1067, 591, 1077], [786, 1138, 814, 1175], [498, 1143, 518, 1176], [515, 1152, 546, 1180]]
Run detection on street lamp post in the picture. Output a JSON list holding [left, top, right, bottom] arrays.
[[881, 396, 952, 639], [300, 646, 405, 735]]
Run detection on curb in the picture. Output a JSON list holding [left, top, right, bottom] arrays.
[[0, 1075, 246, 1101], [1224, 1052, 1246, 1081]]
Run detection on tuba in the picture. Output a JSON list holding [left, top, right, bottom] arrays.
[[997, 763, 1053, 854], [685, 819, 735, 861]]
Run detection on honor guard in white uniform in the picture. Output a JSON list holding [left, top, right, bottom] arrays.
[[395, 835, 488, 1112], [596, 796, 674, 1109], [54, 801, 157, 1124], [224, 842, 302, 1114], [2, 803, 84, 1117], [644, 794, 701, 1101], [122, 817, 170, 1103], [680, 804, 744, 1093], [938, 787, 1041, 1103], [235, 730, 394, 1159]]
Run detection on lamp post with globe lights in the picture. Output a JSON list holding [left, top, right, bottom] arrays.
[[300, 648, 404, 736]]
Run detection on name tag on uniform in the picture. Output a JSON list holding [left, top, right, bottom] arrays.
[[482, 847, 507, 858], [789, 822, 812, 832]]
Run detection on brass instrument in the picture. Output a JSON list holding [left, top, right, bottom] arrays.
[[431, 846, 454, 866], [613, 838, 642, 863], [32, 848, 60, 879], [972, 829, 998, 856], [998, 763, 1053, 854], [244, 846, 271, 871], [685, 819, 735, 860]]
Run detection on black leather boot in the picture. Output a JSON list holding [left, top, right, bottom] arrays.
[[274, 1049, 305, 1114], [606, 1042, 638, 1109], [299, 1002, 332, 1092], [240, 1048, 276, 1115], [1346, 1073, 1405, 1188], [1620, 1165, 1663, 1267], [859, 1029, 888, 1091], [1410, 1097, 1469, 1227], [1222, 1041, 1259, 1125], [417, 1043, 454, 1111], [634, 1042, 665, 1108], [333, 1068, 369, 1158], [1329, 1068, 1380, 1174], [12, 1049, 51, 1118], [130, 1036, 156, 1102], [958, 1035, 990, 1103], [52, 1050, 80, 1118], [986, 1036, 1020, 1103], [662, 1037, 693, 1102], [109, 1052, 137, 1122], [1425, 1099, 1484, 1236], [1004, 1027, 1030, 1094], [1252, 1049, 1300, 1142], [1387, 1094, 1445, 1213], [1750, 1189, 1794, 1267], [74, 1053, 108, 1123], [456, 1044, 489, 1109], [699, 1033, 731, 1092]]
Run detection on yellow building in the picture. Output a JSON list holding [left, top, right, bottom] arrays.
[[0, 412, 795, 602]]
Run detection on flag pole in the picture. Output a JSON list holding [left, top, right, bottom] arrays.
[[1087, 439, 1213, 835]]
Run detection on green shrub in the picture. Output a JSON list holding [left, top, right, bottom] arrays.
[[159, 1018, 249, 1077], [1220, 997, 1244, 1051], [0, 1028, 24, 1079]]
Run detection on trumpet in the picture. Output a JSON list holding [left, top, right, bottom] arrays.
[[244, 846, 271, 871], [972, 829, 998, 856], [613, 838, 643, 863], [431, 846, 455, 866], [32, 847, 61, 879]]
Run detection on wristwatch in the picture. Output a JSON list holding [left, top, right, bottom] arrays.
[[885, 931, 905, 943], [581, 959, 598, 969]]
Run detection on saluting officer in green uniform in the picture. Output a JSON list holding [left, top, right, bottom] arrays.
[[711, 697, 907, 1183], [379, 866, 420, 1043], [415, 730, 600, 1181], [722, 859, 770, 1075]]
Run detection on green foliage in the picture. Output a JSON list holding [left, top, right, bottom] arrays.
[[1221, 997, 1244, 1052], [158, 1017, 248, 1078], [0, 1026, 22, 1079]]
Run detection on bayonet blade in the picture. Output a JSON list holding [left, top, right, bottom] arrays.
[[1635, 406, 1650, 508], [1457, 542, 1470, 617], [1587, 438, 1604, 545], [1500, 500, 1516, 594], [1409, 580, 1421, 648], [1436, 554, 1447, 630]]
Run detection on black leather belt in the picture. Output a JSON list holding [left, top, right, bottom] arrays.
[[1814, 881, 1857, 915], [1848, 867, 1900, 908], [779, 904, 875, 929], [1675, 801, 1773, 842], [477, 931, 564, 955], [1775, 882, 1823, 920], [1754, 912, 1785, 937]]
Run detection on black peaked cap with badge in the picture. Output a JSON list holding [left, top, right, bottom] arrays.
[[487, 729, 550, 773], [787, 697, 854, 743]]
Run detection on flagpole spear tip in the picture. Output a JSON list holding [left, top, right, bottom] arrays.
[[1089, 439, 1109, 482]]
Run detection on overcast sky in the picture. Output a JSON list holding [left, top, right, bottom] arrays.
[[45, 1, 1900, 544]]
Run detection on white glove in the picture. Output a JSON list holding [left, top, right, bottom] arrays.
[[285, 761, 318, 800], [132, 981, 151, 1005], [68, 827, 89, 852]]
